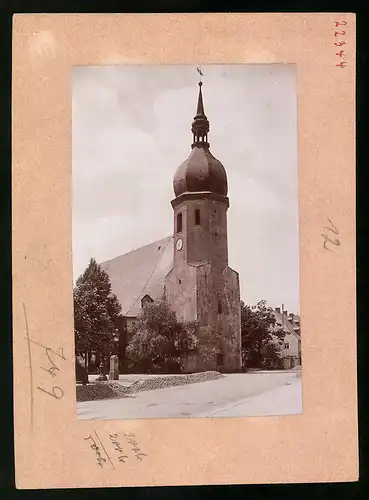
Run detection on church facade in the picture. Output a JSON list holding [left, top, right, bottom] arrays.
[[101, 81, 242, 373]]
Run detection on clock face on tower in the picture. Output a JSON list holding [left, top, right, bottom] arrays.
[[176, 238, 183, 251]]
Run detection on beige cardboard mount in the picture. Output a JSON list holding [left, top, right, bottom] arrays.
[[12, 13, 357, 488]]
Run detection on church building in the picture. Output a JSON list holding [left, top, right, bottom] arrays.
[[101, 80, 242, 373]]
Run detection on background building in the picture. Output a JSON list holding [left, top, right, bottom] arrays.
[[273, 305, 301, 369]]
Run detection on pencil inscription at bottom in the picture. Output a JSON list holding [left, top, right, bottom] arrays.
[[85, 430, 147, 469]]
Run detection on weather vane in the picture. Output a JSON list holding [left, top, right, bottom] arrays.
[[197, 67, 204, 83]]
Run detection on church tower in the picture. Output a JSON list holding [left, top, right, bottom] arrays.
[[165, 79, 242, 373]]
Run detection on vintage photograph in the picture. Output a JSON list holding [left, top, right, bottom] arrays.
[[73, 64, 301, 420]]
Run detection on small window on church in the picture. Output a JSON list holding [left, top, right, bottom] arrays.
[[214, 231, 218, 238], [177, 213, 182, 233], [141, 294, 154, 309], [178, 279, 181, 284], [218, 301, 222, 314], [195, 209, 200, 226]]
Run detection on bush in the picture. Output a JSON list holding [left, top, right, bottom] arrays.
[[126, 300, 199, 373]]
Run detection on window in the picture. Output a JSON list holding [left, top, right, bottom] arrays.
[[218, 301, 222, 314], [284, 342, 290, 349], [214, 232, 218, 238], [178, 279, 182, 284], [177, 213, 182, 233], [141, 294, 154, 309], [195, 209, 201, 226]]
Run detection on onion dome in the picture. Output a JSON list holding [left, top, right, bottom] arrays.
[[173, 81, 228, 198]]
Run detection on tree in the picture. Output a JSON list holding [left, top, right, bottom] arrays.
[[125, 300, 199, 373], [241, 300, 285, 370], [73, 258, 123, 371]]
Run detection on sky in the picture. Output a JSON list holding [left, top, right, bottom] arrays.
[[72, 64, 299, 313]]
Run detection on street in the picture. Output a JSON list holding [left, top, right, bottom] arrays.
[[77, 371, 302, 420]]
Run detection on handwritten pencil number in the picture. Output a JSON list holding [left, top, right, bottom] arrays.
[[41, 365, 59, 377], [321, 234, 341, 251], [335, 20, 347, 27], [322, 218, 340, 251], [37, 385, 64, 399]]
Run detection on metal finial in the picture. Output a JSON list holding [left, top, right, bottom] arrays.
[[196, 67, 204, 83]]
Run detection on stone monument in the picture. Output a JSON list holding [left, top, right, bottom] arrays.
[[109, 355, 119, 381]]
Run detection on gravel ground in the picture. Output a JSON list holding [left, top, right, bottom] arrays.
[[76, 371, 224, 402], [76, 382, 130, 402]]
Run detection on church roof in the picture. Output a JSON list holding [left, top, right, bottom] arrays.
[[100, 236, 174, 317]]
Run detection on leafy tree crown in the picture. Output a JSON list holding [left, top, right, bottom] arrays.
[[74, 258, 122, 356]]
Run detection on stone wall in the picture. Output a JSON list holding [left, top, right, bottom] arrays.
[[196, 264, 242, 372], [164, 264, 198, 323], [165, 261, 242, 373]]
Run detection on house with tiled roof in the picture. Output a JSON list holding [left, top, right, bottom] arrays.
[[272, 305, 301, 369]]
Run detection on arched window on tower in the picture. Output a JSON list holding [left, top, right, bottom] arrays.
[[195, 209, 201, 226], [177, 213, 182, 233]]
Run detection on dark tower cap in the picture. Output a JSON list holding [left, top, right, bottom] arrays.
[[173, 80, 228, 198]]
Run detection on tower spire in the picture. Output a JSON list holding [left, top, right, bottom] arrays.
[[196, 82, 205, 115], [191, 79, 210, 149]]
